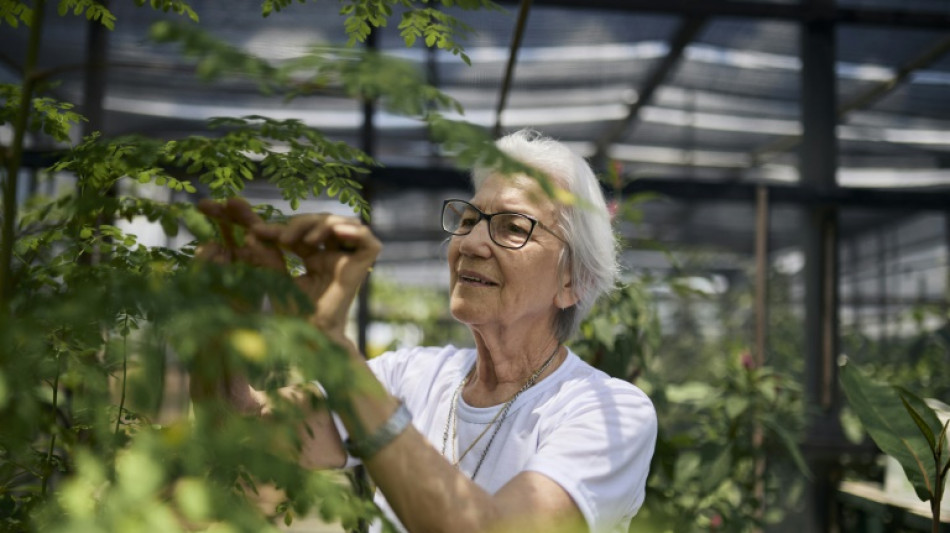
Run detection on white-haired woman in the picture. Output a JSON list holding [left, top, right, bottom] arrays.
[[198, 130, 657, 533]]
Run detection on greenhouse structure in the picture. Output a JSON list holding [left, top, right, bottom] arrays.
[[2, 0, 949, 531]]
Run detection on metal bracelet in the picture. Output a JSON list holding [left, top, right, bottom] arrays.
[[344, 402, 412, 459]]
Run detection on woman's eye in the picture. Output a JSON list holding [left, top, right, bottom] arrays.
[[506, 221, 530, 235]]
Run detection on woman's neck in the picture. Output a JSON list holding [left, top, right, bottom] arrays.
[[463, 327, 563, 407]]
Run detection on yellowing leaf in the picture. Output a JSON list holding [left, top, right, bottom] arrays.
[[230, 329, 267, 362], [553, 187, 576, 206], [175, 478, 212, 522]]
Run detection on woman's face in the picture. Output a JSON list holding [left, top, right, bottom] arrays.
[[447, 173, 574, 334]]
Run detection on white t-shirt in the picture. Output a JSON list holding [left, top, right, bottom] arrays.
[[344, 345, 657, 533]]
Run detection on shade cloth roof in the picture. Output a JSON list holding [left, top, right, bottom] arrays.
[[3, 0, 949, 280]]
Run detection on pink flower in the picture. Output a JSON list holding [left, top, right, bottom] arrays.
[[740, 351, 755, 370], [710, 514, 723, 529], [607, 199, 619, 221]]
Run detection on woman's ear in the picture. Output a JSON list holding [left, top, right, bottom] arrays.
[[554, 268, 579, 309]]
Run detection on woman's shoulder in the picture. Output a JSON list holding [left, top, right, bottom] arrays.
[[553, 351, 655, 413]]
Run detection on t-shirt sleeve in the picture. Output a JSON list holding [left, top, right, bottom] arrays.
[[524, 382, 657, 533]]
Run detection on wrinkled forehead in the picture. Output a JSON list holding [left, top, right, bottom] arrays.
[[471, 173, 560, 217]]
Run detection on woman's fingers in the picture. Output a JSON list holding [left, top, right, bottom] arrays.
[[198, 198, 240, 250], [196, 198, 288, 271], [223, 198, 265, 229], [194, 241, 232, 264], [253, 214, 373, 257], [328, 222, 381, 258], [197, 198, 225, 219]]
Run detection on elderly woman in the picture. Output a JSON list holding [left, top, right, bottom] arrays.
[[199, 130, 657, 533]]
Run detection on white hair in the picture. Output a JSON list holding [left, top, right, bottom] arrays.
[[472, 129, 619, 342]]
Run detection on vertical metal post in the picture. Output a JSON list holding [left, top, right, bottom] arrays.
[[848, 240, 860, 335], [945, 214, 950, 315], [800, 2, 844, 531], [82, 3, 109, 138], [351, 31, 378, 533], [79, 1, 111, 267], [754, 185, 769, 367], [877, 230, 889, 359], [357, 30, 377, 357], [753, 184, 769, 532]]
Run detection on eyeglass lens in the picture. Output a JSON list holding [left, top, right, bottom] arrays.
[[442, 200, 535, 249]]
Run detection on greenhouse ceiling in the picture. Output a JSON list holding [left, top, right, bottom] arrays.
[[2, 0, 950, 263]]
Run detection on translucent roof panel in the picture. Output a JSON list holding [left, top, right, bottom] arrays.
[[3, 0, 950, 199], [833, 26, 950, 187], [493, 8, 680, 144], [837, 0, 950, 13]]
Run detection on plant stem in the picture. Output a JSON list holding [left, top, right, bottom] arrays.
[[932, 497, 939, 533], [40, 368, 60, 498], [114, 329, 128, 438], [0, 0, 46, 314]]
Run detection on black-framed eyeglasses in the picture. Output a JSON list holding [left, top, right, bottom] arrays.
[[441, 199, 566, 250]]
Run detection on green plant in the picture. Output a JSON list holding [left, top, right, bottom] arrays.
[[0, 1, 542, 531], [572, 246, 810, 531], [840, 359, 950, 533]]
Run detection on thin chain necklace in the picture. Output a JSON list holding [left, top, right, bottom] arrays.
[[441, 344, 561, 480]]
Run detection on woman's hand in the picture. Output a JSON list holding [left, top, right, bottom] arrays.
[[253, 212, 381, 336], [196, 197, 381, 336], [195, 198, 286, 273], [191, 198, 352, 469]]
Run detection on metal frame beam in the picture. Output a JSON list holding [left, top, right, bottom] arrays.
[[371, 166, 950, 210], [500, 0, 950, 30], [494, 0, 533, 138], [799, 3, 844, 530], [17, 152, 950, 211], [753, 34, 950, 165], [593, 17, 706, 164]]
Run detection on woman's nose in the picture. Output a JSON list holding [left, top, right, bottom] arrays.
[[458, 219, 493, 255]]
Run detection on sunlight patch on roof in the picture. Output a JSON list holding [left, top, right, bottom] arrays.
[[386, 41, 671, 64], [911, 70, 950, 85], [839, 168, 950, 187], [641, 106, 801, 135], [107, 97, 950, 148], [685, 44, 800, 71], [609, 144, 751, 168], [839, 124, 950, 145]]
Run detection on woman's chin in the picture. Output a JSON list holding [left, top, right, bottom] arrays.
[[449, 300, 490, 326]]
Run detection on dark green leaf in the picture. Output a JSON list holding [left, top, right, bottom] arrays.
[[840, 361, 937, 502], [898, 390, 940, 450]]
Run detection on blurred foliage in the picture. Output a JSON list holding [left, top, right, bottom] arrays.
[[0, 0, 517, 531], [840, 304, 950, 402], [572, 268, 808, 533], [568, 190, 810, 533], [368, 277, 471, 356]]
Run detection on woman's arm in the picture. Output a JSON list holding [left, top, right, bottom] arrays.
[[211, 199, 587, 532], [328, 335, 587, 533], [190, 199, 348, 470]]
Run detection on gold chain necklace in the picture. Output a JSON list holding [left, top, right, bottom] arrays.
[[441, 344, 561, 480]]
